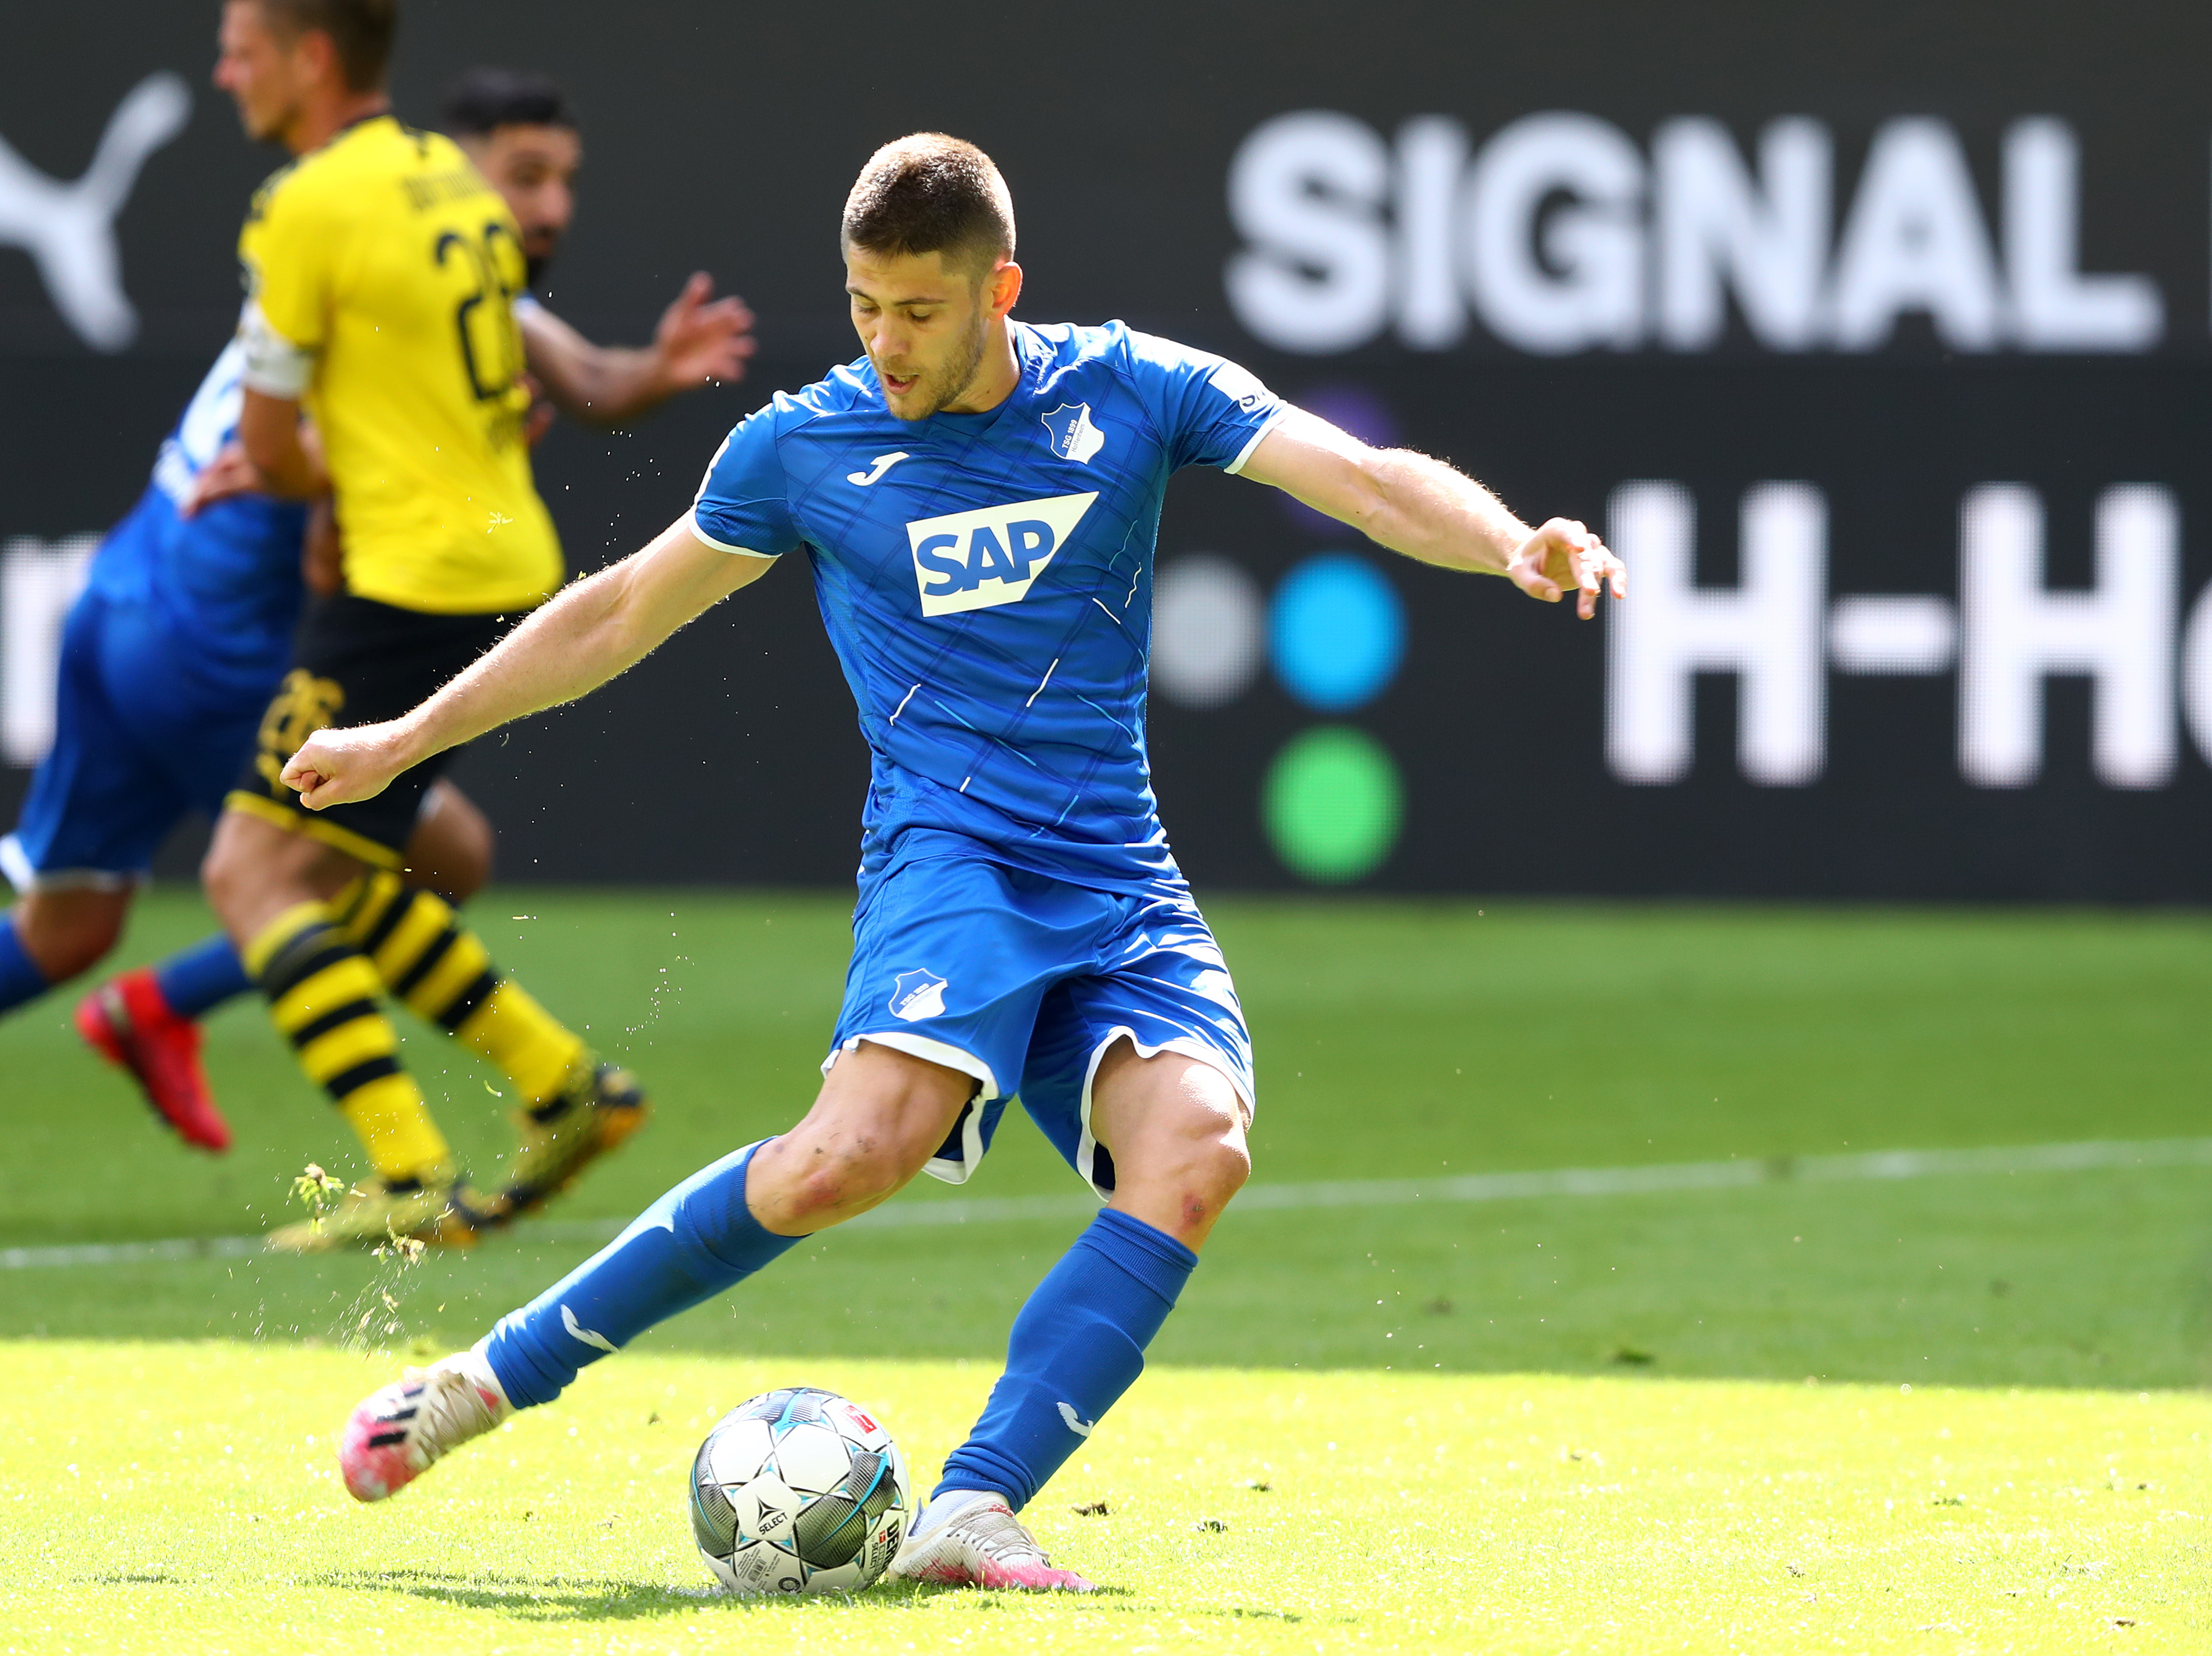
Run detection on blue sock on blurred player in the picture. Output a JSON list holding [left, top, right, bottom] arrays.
[[482, 1139, 799, 1407], [0, 917, 51, 1014], [153, 933, 252, 1020], [936, 1207, 1196, 1512]]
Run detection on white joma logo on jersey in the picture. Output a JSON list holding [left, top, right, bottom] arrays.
[[848, 451, 910, 486], [907, 491, 1098, 617]]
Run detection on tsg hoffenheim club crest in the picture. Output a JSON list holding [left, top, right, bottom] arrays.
[[1040, 402, 1105, 464], [889, 970, 948, 1021]]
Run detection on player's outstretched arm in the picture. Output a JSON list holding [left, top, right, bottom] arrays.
[[520, 273, 756, 426], [281, 518, 769, 809], [1238, 407, 1625, 619]]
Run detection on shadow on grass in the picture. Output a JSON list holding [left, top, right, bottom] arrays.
[[312, 1568, 1138, 1622], [312, 1570, 711, 1622], [305, 1568, 1340, 1624]]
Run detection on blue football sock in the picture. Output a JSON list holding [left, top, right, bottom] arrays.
[[936, 1207, 1197, 1512], [0, 917, 52, 1015], [153, 932, 252, 1020], [483, 1138, 799, 1408]]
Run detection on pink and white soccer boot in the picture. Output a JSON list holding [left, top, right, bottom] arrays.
[[338, 1348, 510, 1502], [888, 1491, 1098, 1591]]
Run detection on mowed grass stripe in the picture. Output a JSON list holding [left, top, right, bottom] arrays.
[[9, 1133, 2209, 1271], [2, 1340, 2204, 1656]]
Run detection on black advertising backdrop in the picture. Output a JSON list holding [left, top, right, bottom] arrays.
[[5, 1, 2211, 896]]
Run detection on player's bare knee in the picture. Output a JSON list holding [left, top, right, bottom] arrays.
[[405, 782, 494, 902], [751, 1105, 938, 1232], [1202, 1133, 1252, 1198], [14, 894, 127, 982], [1175, 1134, 1250, 1221]]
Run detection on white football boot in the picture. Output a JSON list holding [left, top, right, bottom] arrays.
[[888, 1489, 1097, 1591], [338, 1347, 511, 1501]]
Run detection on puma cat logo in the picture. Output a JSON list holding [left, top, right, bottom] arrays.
[[0, 73, 191, 351]]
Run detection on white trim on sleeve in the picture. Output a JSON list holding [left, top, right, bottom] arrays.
[[1222, 406, 1288, 476], [236, 299, 314, 399], [684, 509, 781, 559]]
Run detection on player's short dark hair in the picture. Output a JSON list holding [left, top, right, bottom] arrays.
[[842, 133, 1015, 279], [254, 0, 396, 92], [441, 67, 575, 138]]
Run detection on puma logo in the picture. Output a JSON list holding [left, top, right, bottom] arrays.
[[0, 72, 191, 352], [561, 1304, 617, 1353], [847, 451, 911, 487], [1056, 1401, 1095, 1437]]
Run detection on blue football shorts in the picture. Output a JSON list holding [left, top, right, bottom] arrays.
[[1, 588, 268, 893], [825, 847, 1256, 1199]]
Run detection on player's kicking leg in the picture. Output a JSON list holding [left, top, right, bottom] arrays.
[[335, 1040, 967, 1494], [80, 779, 495, 1159], [336, 1042, 1248, 1593]]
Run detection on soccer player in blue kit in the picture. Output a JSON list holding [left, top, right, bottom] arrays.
[[299, 133, 1624, 1589], [0, 339, 498, 1151], [15, 37, 754, 1163]]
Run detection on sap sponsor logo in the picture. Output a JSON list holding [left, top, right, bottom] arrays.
[[1228, 111, 2160, 356], [0, 72, 191, 352], [888, 970, 948, 1022], [1040, 402, 1106, 464], [907, 491, 1096, 617], [1604, 478, 2212, 793]]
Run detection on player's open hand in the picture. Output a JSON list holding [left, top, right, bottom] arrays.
[[653, 272, 757, 389], [280, 721, 409, 811], [180, 440, 267, 517], [1505, 518, 1626, 619]]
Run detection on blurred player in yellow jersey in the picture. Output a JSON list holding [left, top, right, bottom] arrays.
[[194, 0, 646, 1252]]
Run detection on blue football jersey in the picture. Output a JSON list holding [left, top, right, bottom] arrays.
[[691, 320, 1284, 894], [87, 341, 307, 691]]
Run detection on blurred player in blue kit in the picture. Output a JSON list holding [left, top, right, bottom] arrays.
[[0, 31, 751, 1162], [294, 133, 1624, 1588]]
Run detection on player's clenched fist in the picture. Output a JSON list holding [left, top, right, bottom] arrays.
[[280, 721, 410, 811], [1507, 518, 1627, 619]]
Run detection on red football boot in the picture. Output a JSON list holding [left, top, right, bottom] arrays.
[[75, 967, 231, 1152]]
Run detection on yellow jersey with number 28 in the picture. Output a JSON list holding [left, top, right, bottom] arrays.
[[237, 114, 562, 616]]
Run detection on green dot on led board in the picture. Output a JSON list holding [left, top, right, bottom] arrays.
[[1262, 726, 1403, 883]]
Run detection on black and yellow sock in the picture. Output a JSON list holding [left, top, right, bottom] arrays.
[[340, 874, 587, 1111], [245, 901, 451, 1186]]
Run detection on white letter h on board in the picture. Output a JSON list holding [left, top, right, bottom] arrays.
[[1605, 480, 1827, 786]]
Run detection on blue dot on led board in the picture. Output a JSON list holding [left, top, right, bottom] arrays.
[[1270, 553, 1406, 713]]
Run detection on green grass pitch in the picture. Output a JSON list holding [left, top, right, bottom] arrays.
[[1, 890, 2208, 1651]]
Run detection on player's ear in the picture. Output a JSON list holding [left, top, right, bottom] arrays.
[[296, 27, 342, 89], [985, 259, 1022, 320]]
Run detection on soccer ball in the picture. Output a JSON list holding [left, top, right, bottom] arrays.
[[689, 1386, 912, 1595]]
